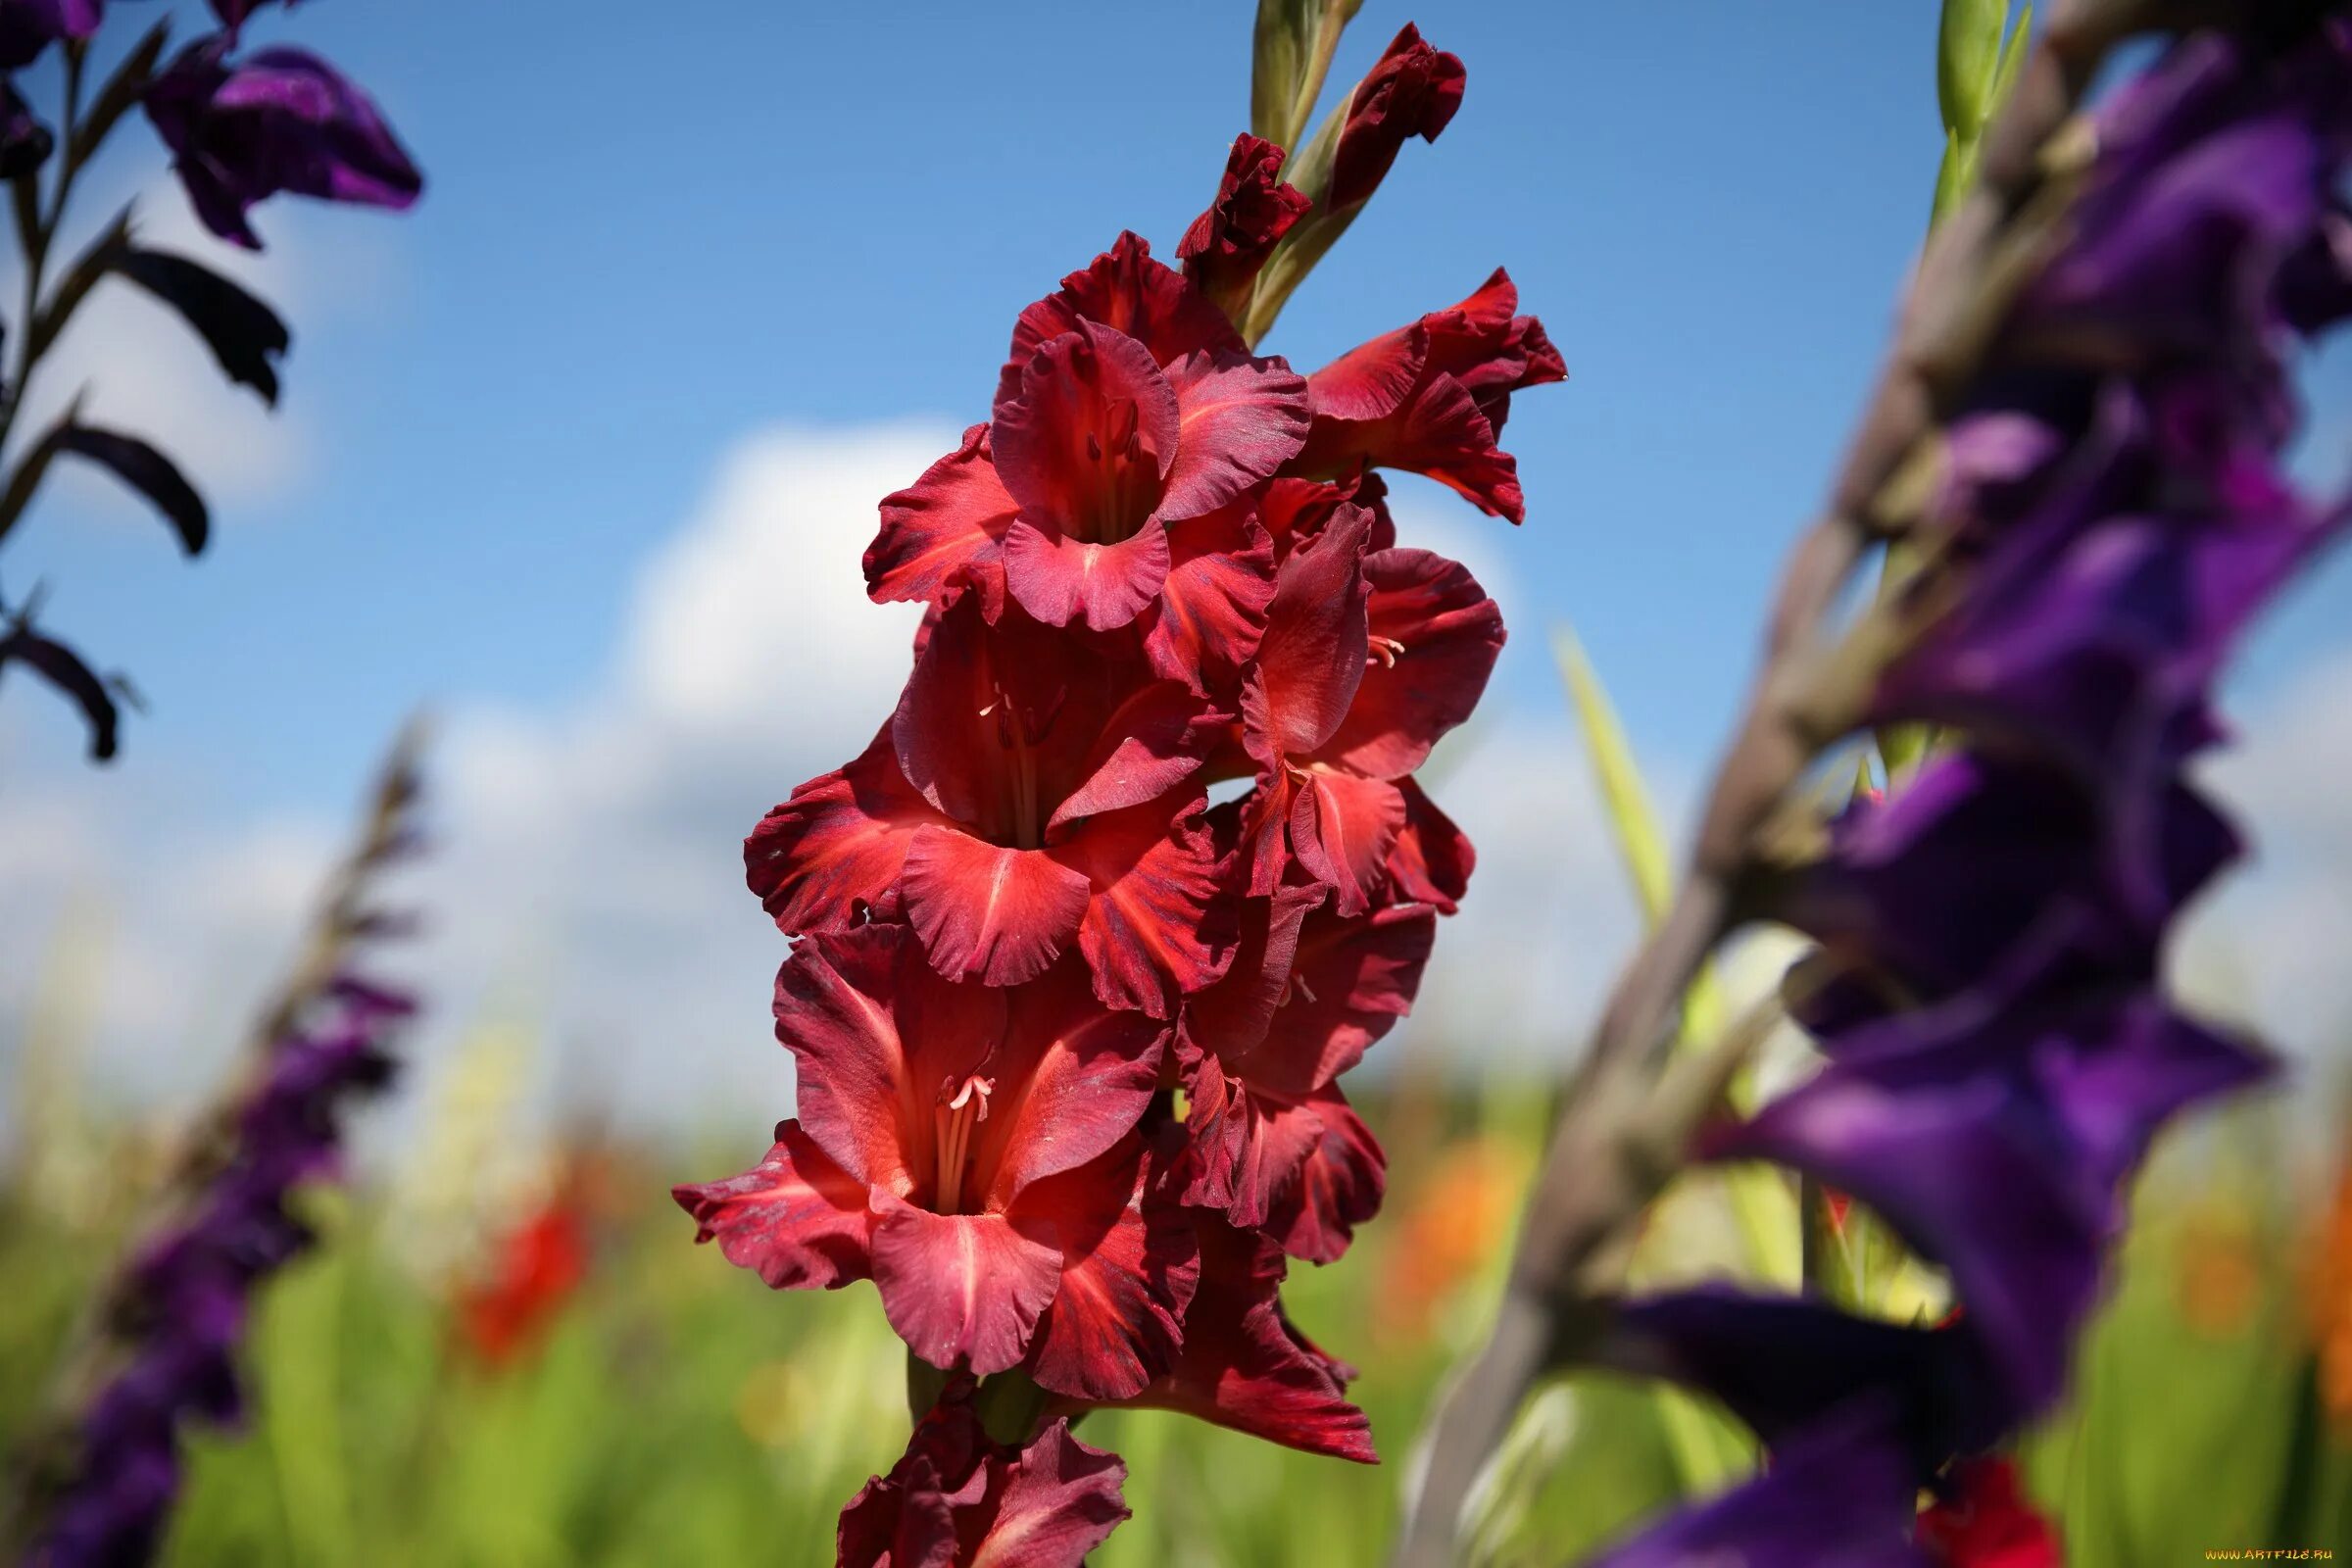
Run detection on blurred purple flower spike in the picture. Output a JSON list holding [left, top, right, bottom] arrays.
[[144, 37, 421, 250]]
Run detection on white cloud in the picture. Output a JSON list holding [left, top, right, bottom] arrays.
[[2180, 649, 2352, 1075]]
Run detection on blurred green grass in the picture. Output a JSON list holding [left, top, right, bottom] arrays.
[[2, 1085, 2346, 1566]]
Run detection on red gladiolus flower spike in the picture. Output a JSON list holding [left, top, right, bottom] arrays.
[[695, 31, 1565, 1559]]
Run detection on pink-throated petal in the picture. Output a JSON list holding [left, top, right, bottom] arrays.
[[1384, 777, 1475, 913], [1002, 518, 1172, 632], [1045, 678, 1212, 832], [993, 322, 1180, 547], [1016, 1141, 1200, 1401], [746, 723, 951, 934], [903, 826, 1092, 986], [970, 957, 1168, 1205], [1055, 796, 1233, 1017], [672, 1120, 872, 1291], [999, 231, 1244, 404], [1107, 1213, 1375, 1463], [1144, 501, 1277, 688], [1158, 349, 1311, 522], [865, 424, 1020, 612], [1289, 769, 1407, 917], [870, 1195, 1061, 1377], [1262, 1085, 1386, 1264], [1315, 545, 1505, 779], [1251, 503, 1372, 757], [775, 924, 1005, 1196]]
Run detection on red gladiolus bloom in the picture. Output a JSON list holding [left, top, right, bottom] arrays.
[[746, 590, 1231, 1010], [1288, 269, 1565, 521], [838, 1400, 1128, 1568], [673, 927, 1198, 1398], [866, 233, 1308, 639], [1916, 1456, 2063, 1567], [1178, 882, 1433, 1260], [1237, 504, 1504, 913], [457, 1201, 589, 1365]]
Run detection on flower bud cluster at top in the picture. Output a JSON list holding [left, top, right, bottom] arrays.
[[672, 23, 1567, 1566]]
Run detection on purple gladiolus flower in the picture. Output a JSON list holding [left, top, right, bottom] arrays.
[[1585, 1407, 1931, 1568], [1596, 13, 2352, 1561], [143, 37, 421, 250], [0, 0, 101, 71], [24, 979, 412, 1568]]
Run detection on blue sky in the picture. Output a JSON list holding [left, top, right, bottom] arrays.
[[3, 2, 2349, 1119], [20, 0, 2343, 806]]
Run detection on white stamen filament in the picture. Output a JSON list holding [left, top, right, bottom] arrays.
[[931, 1075, 994, 1214]]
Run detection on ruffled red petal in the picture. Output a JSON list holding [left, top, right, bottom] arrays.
[[1314, 545, 1504, 779], [671, 1120, 873, 1291], [1288, 769, 1407, 917], [1159, 349, 1311, 522], [1250, 502, 1373, 759], [1050, 794, 1233, 1017], [871, 1194, 1062, 1376], [838, 1403, 1128, 1568], [1261, 1085, 1386, 1264], [864, 423, 1020, 612], [1384, 776, 1475, 913], [1110, 1213, 1376, 1462], [1017, 1140, 1200, 1400], [1002, 518, 1173, 633], [1000, 231, 1244, 404], [746, 723, 950, 934], [1143, 501, 1276, 689], [903, 826, 1093, 986]]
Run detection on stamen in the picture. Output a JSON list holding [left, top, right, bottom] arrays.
[[1085, 431, 1103, 463], [1368, 636, 1405, 668], [931, 1074, 995, 1213]]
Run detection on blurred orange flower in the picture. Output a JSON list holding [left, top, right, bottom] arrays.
[[1375, 1137, 1525, 1346], [2311, 1151, 2352, 1431]]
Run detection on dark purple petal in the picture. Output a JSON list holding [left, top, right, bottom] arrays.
[[0, 0, 101, 72], [144, 40, 422, 251]]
